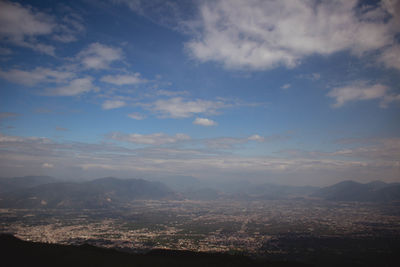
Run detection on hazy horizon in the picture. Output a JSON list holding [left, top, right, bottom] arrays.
[[1, 174, 398, 189], [1, 0, 399, 186]]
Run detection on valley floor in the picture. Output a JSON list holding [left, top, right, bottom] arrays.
[[1, 199, 400, 266]]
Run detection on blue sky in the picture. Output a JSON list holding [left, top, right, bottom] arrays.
[[0, 0, 399, 185]]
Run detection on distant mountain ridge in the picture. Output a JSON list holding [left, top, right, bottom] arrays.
[[0, 175, 57, 193], [0, 177, 176, 208], [312, 180, 400, 202], [1, 176, 400, 207]]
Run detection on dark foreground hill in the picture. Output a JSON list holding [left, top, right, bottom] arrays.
[[0, 177, 176, 209], [0, 234, 309, 267], [312, 180, 400, 202]]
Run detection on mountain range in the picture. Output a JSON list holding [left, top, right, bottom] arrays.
[[0, 176, 175, 208], [0, 176, 57, 194], [1, 176, 400, 209], [311, 180, 400, 202]]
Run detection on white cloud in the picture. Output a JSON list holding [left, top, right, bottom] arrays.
[[186, 0, 399, 70], [42, 162, 54, 168], [379, 44, 400, 70], [101, 73, 146, 85], [205, 137, 246, 149], [0, 133, 50, 143], [46, 77, 96, 96], [310, 73, 321, 81], [0, 67, 74, 86], [0, 1, 54, 54], [0, 2, 51, 36], [109, 132, 190, 145], [127, 113, 146, 120], [78, 43, 123, 69], [193, 117, 217, 126], [297, 73, 321, 81], [332, 138, 400, 160], [327, 81, 400, 107], [248, 134, 264, 142], [102, 100, 126, 110], [52, 13, 85, 43], [155, 89, 189, 96], [23, 43, 55, 56], [0, 1, 84, 55], [148, 97, 226, 118], [282, 137, 400, 163], [206, 134, 287, 149], [0, 67, 101, 97], [281, 83, 291, 90]]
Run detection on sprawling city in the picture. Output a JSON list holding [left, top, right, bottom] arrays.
[[2, 195, 400, 265]]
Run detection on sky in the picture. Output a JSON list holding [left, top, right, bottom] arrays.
[[0, 0, 399, 186]]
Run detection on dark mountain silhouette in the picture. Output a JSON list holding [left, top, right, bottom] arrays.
[[371, 184, 400, 202], [2, 176, 399, 206], [0, 175, 57, 193], [0, 177, 176, 208], [312, 180, 400, 202], [0, 234, 309, 267], [366, 180, 392, 190]]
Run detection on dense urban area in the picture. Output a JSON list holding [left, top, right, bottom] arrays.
[[2, 199, 400, 257]]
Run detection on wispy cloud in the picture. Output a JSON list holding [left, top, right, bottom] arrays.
[[205, 134, 289, 149], [297, 73, 321, 81], [77, 43, 123, 70], [0, 67, 74, 86], [102, 100, 126, 110], [280, 137, 400, 163], [127, 113, 146, 120], [0, 132, 398, 185], [193, 117, 217, 126], [0, 112, 19, 119], [45, 77, 97, 96], [55, 126, 68, 131], [327, 81, 400, 108], [378, 44, 400, 70], [0, 1, 55, 55], [146, 97, 227, 118], [52, 12, 85, 43], [42, 162, 54, 168], [101, 73, 146, 85], [205, 137, 247, 149], [111, 0, 195, 33], [0, 1, 84, 55], [248, 134, 264, 142], [109, 132, 190, 145], [331, 138, 400, 161], [155, 89, 189, 97]]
